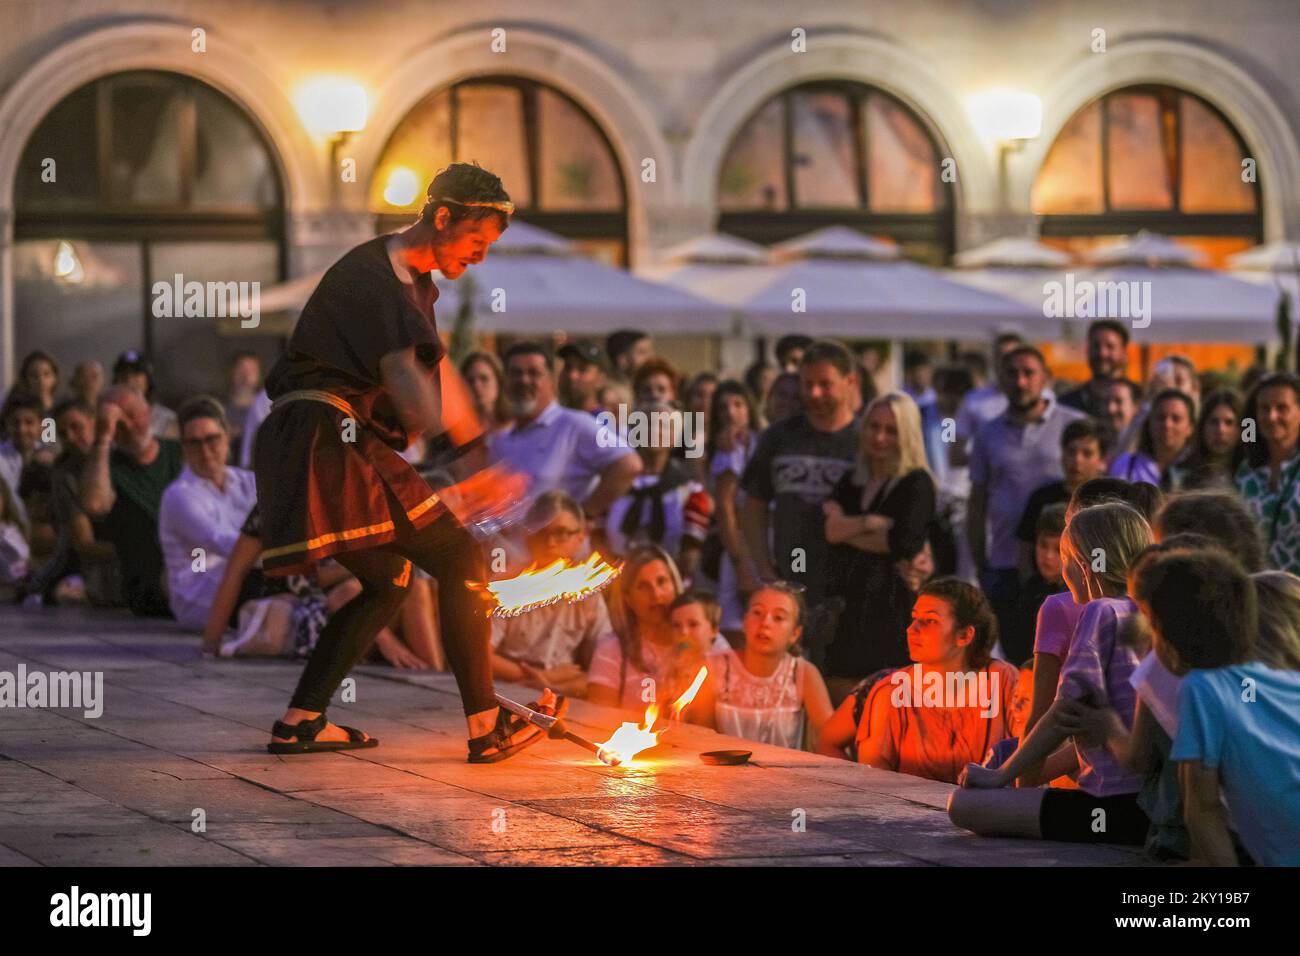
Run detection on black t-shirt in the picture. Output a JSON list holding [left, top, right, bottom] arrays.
[[265, 235, 445, 449], [1016, 479, 1070, 543], [740, 413, 857, 602]]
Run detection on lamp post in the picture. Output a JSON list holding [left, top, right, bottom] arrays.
[[295, 78, 369, 206], [967, 89, 1042, 218]]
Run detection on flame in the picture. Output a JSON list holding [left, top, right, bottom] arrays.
[[595, 666, 708, 766], [471, 553, 620, 618]]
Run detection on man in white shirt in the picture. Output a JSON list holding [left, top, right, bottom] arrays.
[[490, 341, 641, 525], [159, 396, 258, 630]]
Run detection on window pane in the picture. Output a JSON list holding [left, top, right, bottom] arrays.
[[719, 98, 787, 211], [1106, 93, 1172, 210], [455, 84, 531, 208], [1032, 101, 1104, 214], [791, 91, 858, 207], [15, 84, 100, 210], [192, 84, 278, 209], [867, 95, 939, 212], [148, 242, 281, 401], [13, 240, 144, 373], [1180, 96, 1256, 213], [537, 88, 620, 211], [109, 77, 184, 204], [371, 89, 452, 211]]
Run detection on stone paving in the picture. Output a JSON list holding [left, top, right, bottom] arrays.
[[0, 606, 1148, 867]]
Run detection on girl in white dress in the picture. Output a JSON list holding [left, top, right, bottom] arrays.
[[692, 583, 834, 750]]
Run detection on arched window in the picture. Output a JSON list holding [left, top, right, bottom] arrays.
[[717, 82, 954, 263], [13, 70, 286, 399], [1032, 85, 1261, 267], [372, 77, 628, 265]]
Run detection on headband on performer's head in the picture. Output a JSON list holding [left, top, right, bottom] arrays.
[[427, 196, 515, 216]]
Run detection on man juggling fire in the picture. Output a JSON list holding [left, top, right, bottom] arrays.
[[254, 162, 562, 762]]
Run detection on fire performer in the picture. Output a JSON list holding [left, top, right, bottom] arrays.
[[255, 162, 562, 762]]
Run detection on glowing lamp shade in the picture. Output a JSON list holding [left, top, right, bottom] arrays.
[[383, 167, 423, 207], [968, 89, 1042, 142], [296, 78, 369, 137]]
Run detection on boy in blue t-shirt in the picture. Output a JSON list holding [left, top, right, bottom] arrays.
[[1133, 549, 1300, 866]]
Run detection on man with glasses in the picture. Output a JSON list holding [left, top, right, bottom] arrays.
[[488, 491, 612, 699], [159, 396, 258, 631]]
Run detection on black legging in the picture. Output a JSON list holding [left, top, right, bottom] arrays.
[[288, 502, 493, 716]]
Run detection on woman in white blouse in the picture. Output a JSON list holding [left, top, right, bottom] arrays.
[[158, 397, 257, 630]]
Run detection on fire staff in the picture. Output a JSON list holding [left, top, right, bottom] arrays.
[[254, 162, 561, 762]]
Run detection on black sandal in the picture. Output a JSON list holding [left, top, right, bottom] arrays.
[[267, 714, 379, 755], [467, 696, 568, 764]]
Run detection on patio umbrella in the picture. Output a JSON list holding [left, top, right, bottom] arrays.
[[715, 226, 1041, 339], [1070, 232, 1280, 344], [432, 221, 732, 334]]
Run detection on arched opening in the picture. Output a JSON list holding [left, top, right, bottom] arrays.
[[13, 70, 287, 400], [716, 81, 955, 264], [371, 76, 628, 266]]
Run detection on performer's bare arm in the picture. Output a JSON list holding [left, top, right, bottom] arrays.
[[380, 349, 483, 445]]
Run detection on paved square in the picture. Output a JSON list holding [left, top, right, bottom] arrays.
[[0, 607, 1147, 866]]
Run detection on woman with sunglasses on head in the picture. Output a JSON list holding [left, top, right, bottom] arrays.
[[489, 491, 613, 699], [588, 545, 702, 710]]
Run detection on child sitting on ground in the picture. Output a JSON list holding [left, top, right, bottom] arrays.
[[1141, 553, 1300, 865], [949, 502, 1153, 845], [691, 582, 833, 750]]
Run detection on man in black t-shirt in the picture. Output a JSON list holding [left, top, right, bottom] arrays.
[[742, 341, 860, 663]]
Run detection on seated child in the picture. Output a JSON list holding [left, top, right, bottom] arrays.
[[1004, 504, 1068, 663], [669, 590, 732, 655], [950, 502, 1153, 845], [1143, 552, 1300, 865], [692, 582, 833, 749]]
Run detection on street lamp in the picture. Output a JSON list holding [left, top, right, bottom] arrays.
[[295, 77, 369, 203], [967, 88, 1042, 212]]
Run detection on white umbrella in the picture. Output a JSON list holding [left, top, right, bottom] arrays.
[[718, 226, 1043, 338], [952, 237, 1071, 269], [433, 221, 732, 334], [1064, 232, 1278, 343], [1227, 240, 1300, 274]]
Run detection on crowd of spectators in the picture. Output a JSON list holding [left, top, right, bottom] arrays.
[[3, 316, 1299, 864]]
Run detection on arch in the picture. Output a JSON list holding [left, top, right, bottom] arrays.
[[351, 24, 676, 261], [0, 19, 317, 386], [0, 20, 320, 215], [683, 29, 992, 226], [1017, 36, 1300, 242]]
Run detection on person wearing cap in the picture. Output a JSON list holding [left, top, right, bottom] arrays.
[[112, 350, 179, 440], [253, 162, 563, 762], [557, 340, 608, 416]]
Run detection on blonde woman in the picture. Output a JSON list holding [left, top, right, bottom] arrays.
[[821, 391, 937, 701], [587, 545, 701, 710]]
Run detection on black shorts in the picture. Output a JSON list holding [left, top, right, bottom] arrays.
[[1039, 788, 1150, 845]]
